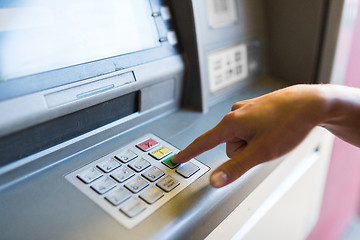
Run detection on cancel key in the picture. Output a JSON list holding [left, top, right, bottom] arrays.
[[156, 176, 179, 192]]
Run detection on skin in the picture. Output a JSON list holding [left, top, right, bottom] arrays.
[[171, 84, 360, 188]]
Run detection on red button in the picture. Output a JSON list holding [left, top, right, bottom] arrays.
[[136, 138, 159, 152]]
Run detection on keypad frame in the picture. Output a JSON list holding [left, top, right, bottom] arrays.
[[65, 133, 210, 229]]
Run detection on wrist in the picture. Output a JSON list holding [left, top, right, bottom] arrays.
[[315, 84, 360, 127], [288, 84, 332, 127]]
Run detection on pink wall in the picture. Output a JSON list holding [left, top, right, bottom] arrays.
[[307, 4, 360, 240]]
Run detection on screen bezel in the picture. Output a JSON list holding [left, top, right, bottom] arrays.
[[0, 0, 178, 101]]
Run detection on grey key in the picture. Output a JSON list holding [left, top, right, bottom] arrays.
[[125, 176, 149, 193], [128, 158, 151, 172], [142, 166, 164, 182], [105, 188, 131, 206], [140, 187, 164, 204], [97, 158, 121, 173], [120, 198, 147, 218], [111, 166, 135, 183], [175, 162, 200, 178], [115, 149, 137, 163], [91, 177, 117, 194], [77, 167, 103, 184], [156, 176, 179, 192]]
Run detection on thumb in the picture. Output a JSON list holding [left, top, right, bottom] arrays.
[[210, 144, 264, 188]]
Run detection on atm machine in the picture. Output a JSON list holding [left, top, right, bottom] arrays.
[[0, 0, 351, 239]]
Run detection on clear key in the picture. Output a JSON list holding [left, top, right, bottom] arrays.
[[149, 146, 172, 160]]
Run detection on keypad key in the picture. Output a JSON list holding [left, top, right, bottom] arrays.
[[111, 166, 135, 183], [136, 138, 159, 152], [142, 166, 164, 182], [97, 158, 121, 173], [105, 188, 131, 206], [140, 187, 164, 204], [128, 158, 151, 172], [120, 198, 147, 218], [156, 176, 179, 192], [115, 149, 137, 163], [77, 167, 103, 184], [125, 176, 149, 193], [149, 146, 172, 160], [91, 177, 117, 194], [176, 162, 200, 178], [162, 156, 179, 169]]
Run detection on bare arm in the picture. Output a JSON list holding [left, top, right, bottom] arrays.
[[318, 84, 360, 146], [171, 84, 360, 188]]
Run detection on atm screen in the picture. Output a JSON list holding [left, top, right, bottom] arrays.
[[0, 0, 160, 81]]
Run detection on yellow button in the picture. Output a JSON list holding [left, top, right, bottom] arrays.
[[149, 146, 172, 160]]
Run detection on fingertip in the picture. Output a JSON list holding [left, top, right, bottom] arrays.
[[210, 153, 254, 188], [170, 153, 180, 163], [170, 152, 187, 164], [210, 170, 229, 188]]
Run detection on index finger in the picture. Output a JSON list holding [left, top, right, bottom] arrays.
[[171, 125, 224, 164]]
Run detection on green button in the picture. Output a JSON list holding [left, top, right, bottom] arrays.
[[162, 156, 179, 169]]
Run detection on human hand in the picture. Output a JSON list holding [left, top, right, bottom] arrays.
[[171, 85, 328, 188]]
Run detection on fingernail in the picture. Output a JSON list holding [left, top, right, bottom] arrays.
[[210, 171, 228, 188], [171, 154, 179, 163]]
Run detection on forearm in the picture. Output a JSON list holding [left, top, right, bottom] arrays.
[[171, 84, 360, 188], [318, 84, 360, 147]]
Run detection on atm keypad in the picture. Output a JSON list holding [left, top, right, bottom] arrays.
[[65, 133, 210, 229]]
